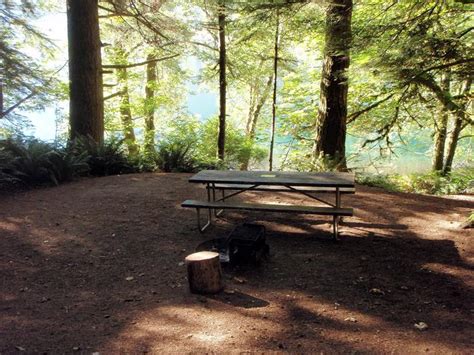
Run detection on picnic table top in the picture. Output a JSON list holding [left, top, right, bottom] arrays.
[[189, 170, 355, 188]]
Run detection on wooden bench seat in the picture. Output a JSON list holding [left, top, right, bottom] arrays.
[[181, 199, 353, 240], [206, 184, 355, 194], [182, 199, 353, 216]]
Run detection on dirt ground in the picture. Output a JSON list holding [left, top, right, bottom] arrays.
[[1, 172, 473, 354]]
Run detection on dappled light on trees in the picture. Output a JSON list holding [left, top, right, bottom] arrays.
[[313, 0, 352, 170], [0, 0, 472, 185]]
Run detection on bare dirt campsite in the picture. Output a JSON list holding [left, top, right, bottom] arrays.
[[1, 173, 472, 353]]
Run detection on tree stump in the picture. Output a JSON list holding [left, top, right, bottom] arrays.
[[185, 251, 223, 294]]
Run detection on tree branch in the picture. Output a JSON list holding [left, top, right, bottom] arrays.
[[410, 58, 474, 81], [0, 92, 36, 118], [1, 60, 68, 118], [347, 93, 395, 124], [103, 90, 126, 101], [102, 53, 179, 69], [412, 74, 460, 112]]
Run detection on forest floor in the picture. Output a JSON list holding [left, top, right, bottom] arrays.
[[1, 172, 473, 354]]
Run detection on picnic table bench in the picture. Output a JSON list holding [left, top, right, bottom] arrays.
[[181, 170, 355, 240]]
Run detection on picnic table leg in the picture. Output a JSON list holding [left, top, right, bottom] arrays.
[[195, 183, 212, 232], [207, 183, 213, 219], [334, 187, 341, 240], [333, 215, 339, 241], [196, 208, 211, 232], [215, 187, 225, 217], [211, 182, 224, 217]]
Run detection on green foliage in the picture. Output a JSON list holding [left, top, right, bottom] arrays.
[[357, 168, 474, 195], [151, 116, 266, 172], [355, 173, 403, 192], [282, 151, 346, 172], [467, 212, 474, 224], [197, 117, 266, 169], [0, 138, 57, 186], [0, 137, 89, 188], [0, 135, 144, 190], [72, 136, 136, 176], [155, 139, 196, 173], [1, 0, 60, 124], [0, 147, 22, 189], [46, 147, 89, 185]]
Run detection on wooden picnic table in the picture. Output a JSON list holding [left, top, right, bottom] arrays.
[[182, 170, 355, 240], [189, 170, 355, 187]]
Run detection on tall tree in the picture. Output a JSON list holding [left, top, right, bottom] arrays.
[[313, 0, 353, 168], [116, 69, 138, 155], [217, 0, 227, 161], [67, 0, 104, 143], [432, 70, 451, 171], [442, 78, 471, 173], [240, 72, 273, 171], [269, 9, 280, 171], [144, 53, 157, 158]]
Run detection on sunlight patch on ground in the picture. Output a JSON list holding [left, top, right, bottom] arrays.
[[0, 220, 22, 233], [435, 218, 468, 231], [292, 297, 463, 354], [398, 211, 466, 233], [103, 303, 284, 352], [423, 263, 474, 286]]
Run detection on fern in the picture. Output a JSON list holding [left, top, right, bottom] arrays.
[[71, 135, 135, 176]]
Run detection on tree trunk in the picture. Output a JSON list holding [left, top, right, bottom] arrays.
[[443, 78, 472, 174], [248, 74, 274, 140], [313, 0, 353, 169], [144, 54, 157, 158], [240, 73, 273, 171], [67, 0, 104, 143], [116, 67, 138, 156], [432, 71, 450, 171], [269, 9, 280, 172], [246, 82, 258, 135], [0, 81, 3, 116], [217, 0, 226, 161]]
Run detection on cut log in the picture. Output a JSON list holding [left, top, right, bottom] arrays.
[[185, 251, 224, 294]]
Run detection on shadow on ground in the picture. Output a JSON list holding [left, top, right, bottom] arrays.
[[0, 173, 472, 353]]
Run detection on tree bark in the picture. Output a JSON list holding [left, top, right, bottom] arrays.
[[443, 78, 472, 174], [144, 54, 157, 158], [116, 66, 138, 156], [313, 0, 352, 169], [432, 71, 450, 171], [217, 0, 226, 161], [67, 0, 104, 143], [269, 9, 280, 172]]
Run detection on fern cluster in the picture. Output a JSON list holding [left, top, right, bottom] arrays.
[[0, 136, 137, 191]]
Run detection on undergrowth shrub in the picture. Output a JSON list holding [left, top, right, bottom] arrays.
[[46, 147, 89, 184], [357, 168, 474, 195], [72, 136, 136, 176], [0, 147, 21, 189], [155, 139, 196, 172], [0, 138, 57, 186], [0, 136, 140, 191]]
